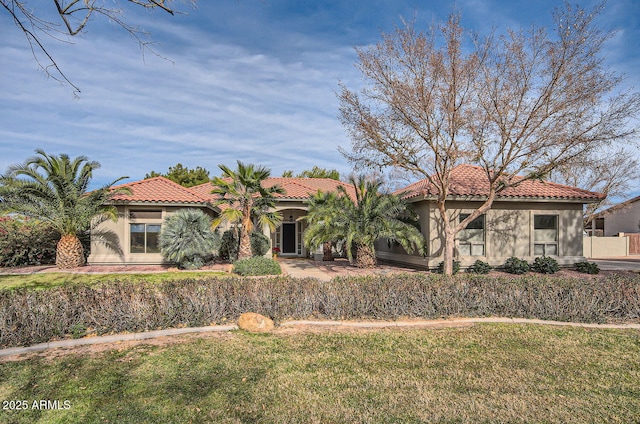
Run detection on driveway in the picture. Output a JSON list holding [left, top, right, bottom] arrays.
[[591, 257, 640, 271]]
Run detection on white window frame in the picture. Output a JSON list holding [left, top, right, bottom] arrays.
[[458, 213, 485, 257], [533, 214, 559, 256]]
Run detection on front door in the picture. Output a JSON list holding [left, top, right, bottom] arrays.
[[282, 223, 296, 254]]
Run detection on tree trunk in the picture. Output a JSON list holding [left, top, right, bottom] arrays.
[[442, 229, 456, 275], [238, 229, 253, 260], [354, 243, 377, 268], [322, 241, 334, 261], [56, 234, 85, 269]]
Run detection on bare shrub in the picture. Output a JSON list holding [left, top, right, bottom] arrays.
[[1, 274, 639, 347]]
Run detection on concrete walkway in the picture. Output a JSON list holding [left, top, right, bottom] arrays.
[[278, 258, 333, 281], [2, 318, 638, 358]]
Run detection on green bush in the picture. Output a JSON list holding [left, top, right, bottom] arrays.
[[233, 256, 281, 276], [575, 261, 600, 274], [219, 229, 239, 262], [531, 256, 560, 274], [159, 209, 220, 269], [250, 231, 271, 257], [504, 257, 530, 274], [468, 259, 492, 274], [436, 260, 460, 274], [0, 217, 58, 267]]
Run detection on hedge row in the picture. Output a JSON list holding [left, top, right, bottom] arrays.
[[1, 273, 639, 348]]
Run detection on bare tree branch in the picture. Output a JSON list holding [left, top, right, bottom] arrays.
[[2, 0, 196, 94]]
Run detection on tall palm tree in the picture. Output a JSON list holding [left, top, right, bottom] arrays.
[[304, 176, 426, 268], [211, 161, 284, 260], [0, 149, 129, 269]]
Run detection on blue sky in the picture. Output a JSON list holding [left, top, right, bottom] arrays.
[[1, 0, 639, 191]]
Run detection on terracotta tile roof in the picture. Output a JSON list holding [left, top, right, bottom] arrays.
[[109, 177, 214, 205], [400, 165, 605, 202], [191, 178, 357, 202]]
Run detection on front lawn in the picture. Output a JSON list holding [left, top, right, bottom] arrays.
[[0, 271, 228, 290], [0, 324, 639, 423]]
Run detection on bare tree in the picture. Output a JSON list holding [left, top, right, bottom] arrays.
[[2, 0, 196, 94], [339, 3, 640, 274], [552, 148, 639, 227]]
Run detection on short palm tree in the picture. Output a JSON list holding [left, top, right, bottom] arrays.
[[159, 209, 221, 269], [304, 176, 426, 268], [0, 150, 129, 269], [305, 190, 340, 261], [211, 161, 284, 260]]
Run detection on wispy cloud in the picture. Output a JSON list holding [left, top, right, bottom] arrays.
[[0, 0, 638, 194]]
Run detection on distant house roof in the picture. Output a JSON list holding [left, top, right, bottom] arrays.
[[108, 177, 216, 207], [191, 177, 357, 202], [593, 195, 640, 218], [399, 165, 605, 202]]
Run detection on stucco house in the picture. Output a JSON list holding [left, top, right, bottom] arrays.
[[376, 165, 605, 268], [88, 176, 355, 264], [588, 196, 640, 237]]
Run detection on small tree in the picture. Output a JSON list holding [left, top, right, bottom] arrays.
[[304, 176, 426, 268], [159, 209, 220, 269], [0, 150, 129, 269], [339, 4, 640, 274], [145, 163, 211, 188], [211, 161, 284, 260]]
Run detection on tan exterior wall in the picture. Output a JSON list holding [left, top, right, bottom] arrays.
[[583, 235, 629, 258], [88, 205, 217, 265], [377, 199, 586, 269], [602, 201, 640, 236]]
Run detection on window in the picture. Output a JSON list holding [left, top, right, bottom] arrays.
[[459, 213, 485, 256], [129, 210, 162, 219], [534, 215, 558, 255], [130, 224, 161, 253]]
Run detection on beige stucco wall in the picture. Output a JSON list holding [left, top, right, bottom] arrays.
[[377, 199, 586, 269], [583, 235, 629, 258], [88, 205, 217, 265], [602, 201, 640, 236]]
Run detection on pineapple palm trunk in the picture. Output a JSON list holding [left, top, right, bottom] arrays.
[[322, 241, 334, 261], [354, 243, 377, 268], [56, 234, 85, 269], [238, 230, 253, 260]]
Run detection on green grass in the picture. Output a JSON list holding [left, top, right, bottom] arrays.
[[1, 324, 639, 423], [0, 271, 228, 290]]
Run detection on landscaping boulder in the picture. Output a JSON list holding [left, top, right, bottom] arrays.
[[237, 312, 275, 333]]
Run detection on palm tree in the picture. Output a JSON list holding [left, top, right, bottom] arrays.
[[159, 208, 221, 269], [305, 190, 340, 261], [304, 176, 426, 268], [0, 149, 129, 269], [211, 161, 284, 260]]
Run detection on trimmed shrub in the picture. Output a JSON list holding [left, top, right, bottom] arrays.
[[575, 261, 600, 274], [233, 256, 281, 276], [0, 217, 58, 267], [504, 256, 530, 274], [159, 209, 220, 269], [1, 273, 639, 348], [219, 229, 239, 263], [250, 231, 271, 257], [468, 259, 492, 274], [436, 260, 460, 274], [531, 256, 560, 274]]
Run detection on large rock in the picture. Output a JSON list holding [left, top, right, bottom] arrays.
[[237, 312, 275, 333]]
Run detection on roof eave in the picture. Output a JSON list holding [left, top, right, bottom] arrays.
[[406, 194, 603, 204]]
